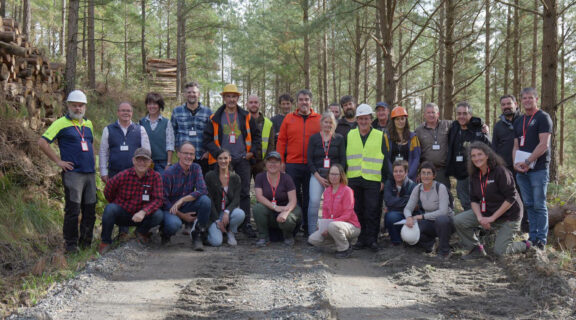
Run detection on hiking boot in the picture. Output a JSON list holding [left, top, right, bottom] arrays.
[[116, 231, 130, 242], [368, 242, 380, 253], [241, 224, 257, 239], [65, 244, 79, 254], [335, 247, 353, 259], [191, 229, 204, 251], [182, 225, 191, 236], [161, 234, 171, 245], [352, 241, 367, 250], [135, 232, 151, 245], [284, 238, 295, 247], [227, 232, 237, 246], [255, 238, 269, 247], [462, 245, 487, 260], [98, 243, 111, 255], [436, 252, 451, 261]]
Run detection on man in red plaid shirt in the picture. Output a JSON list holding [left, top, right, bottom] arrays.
[[99, 148, 163, 254]]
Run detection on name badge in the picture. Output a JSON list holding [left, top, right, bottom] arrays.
[[519, 136, 525, 147], [481, 199, 486, 213], [221, 198, 226, 210], [229, 133, 236, 144], [271, 199, 277, 209], [432, 144, 440, 150], [120, 145, 129, 151], [189, 130, 197, 136], [81, 140, 89, 152], [323, 158, 330, 169], [142, 194, 150, 202], [456, 155, 464, 162], [395, 156, 404, 161]]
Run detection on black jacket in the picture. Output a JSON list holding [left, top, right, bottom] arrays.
[[445, 118, 490, 179], [492, 113, 520, 169]]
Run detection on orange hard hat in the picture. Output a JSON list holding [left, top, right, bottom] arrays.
[[391, 106, 408, 118]]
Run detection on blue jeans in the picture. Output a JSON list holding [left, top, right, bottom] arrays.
[[307, 174, 326, 235], [153, 160, 167, 175], [162, 195, 212, 237], [206, 208, 245, 246], [516, 169, 549, 245], [101, 203, 163, 244], [384, 210, 404, 244]]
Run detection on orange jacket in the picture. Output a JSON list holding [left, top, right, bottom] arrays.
[[276, 109, 321, 164]]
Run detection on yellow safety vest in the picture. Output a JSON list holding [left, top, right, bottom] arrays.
[[346, 128, 385, 182], [262, 117, 273, 157]]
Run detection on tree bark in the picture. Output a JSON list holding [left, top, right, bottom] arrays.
[[22, 0, 31, 36], [176, 0, 187, 96], [437, 0, 445, 111], [87, 0, 95, 89], [123, 1, 128, 87], [531, 0, 538, 88], [60, 0, 66, 56], [353, 13, 362, 101], [484, 0, 490, 124], [442, 0, 455, 119], [503, 5, 511, 94], [141, 0, 147, 75], [559, 17, 565, 166], [512, 0, 520, 98], [375, 8, 383, 102], [0, 0, 5, 18], [302, 0, 310, 89], [321, 0, 328, 109], [64, 0, 80, 95], [378, 0, 398, 106]]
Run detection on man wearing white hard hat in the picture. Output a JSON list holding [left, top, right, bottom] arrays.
[[38, 90, 97, 254], [345, 103, 390, 252]]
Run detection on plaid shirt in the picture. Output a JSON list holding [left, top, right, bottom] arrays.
[[104, 168, 163, 215], [170, 102, 212, 158], [162, 162, 208, 210]]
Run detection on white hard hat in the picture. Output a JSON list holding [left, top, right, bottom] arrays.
[[401, 221, 420, 245], [355, 103, 373, 117], [67, 90, 87, 104]]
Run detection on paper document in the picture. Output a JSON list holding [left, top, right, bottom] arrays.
[[394, 219, 406, 225], [318, 219, 334, 232], [514, 150, 535, 169]]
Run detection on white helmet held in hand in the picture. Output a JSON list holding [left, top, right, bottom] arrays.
[[355, 103, 373, 117], [401, 221, 420, 245], [67, 90, 87, 104]]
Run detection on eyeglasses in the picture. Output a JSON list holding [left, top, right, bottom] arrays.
[[179, 152, 195, 157]]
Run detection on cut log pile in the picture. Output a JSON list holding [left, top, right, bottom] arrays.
[[0, 17, 64, 130], [553, 212, 576, 251], [146, 58, 177, 99]]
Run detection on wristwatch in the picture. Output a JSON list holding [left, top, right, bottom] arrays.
[[524, 159, 531, 165]]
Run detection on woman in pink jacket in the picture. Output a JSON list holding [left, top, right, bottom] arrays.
[[307, 164, 361, 258]]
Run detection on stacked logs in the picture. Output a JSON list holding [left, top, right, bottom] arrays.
[[146, 58, 177, 99], [0, 17, 64, 130]]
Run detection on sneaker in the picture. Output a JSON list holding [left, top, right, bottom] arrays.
[[227, 232, 237, 246], [255, 238, 269, 247], [462, 245, 487, 260], [335, 247, 353, 259], [368, 242, 380, 253], [241, 224, 257, 239], [284, 238, 295, 246], [98, 243, 111, 255], [436, 252, 451, 261]]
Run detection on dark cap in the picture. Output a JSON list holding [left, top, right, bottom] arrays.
[[133, 148, 152, 160], [375, 101, 390, 109], [265, 151, 282, 161]]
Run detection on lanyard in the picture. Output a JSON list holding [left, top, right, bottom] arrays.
[[522, 110, 538, 144], [226, 111, 238, 133], [479, 167, 490, 201], [266, 172, 280, 201], [72, 120, 86, 141], [321, 132, 332, 158]]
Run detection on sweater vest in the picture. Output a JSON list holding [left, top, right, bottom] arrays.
[[107, 122, 142, 171], [140, 117, 168, 161]]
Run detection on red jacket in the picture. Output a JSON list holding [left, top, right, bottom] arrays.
[[276, 109, 321, 163]]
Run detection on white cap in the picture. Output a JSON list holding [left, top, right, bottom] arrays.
[[67, 90, 87, 104], [401, 222, 420, 245], [355, 103, 373, 117]]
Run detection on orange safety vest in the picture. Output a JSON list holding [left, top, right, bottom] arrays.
[[208, 112, 253, 164]]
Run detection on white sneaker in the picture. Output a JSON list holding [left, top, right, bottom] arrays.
[[227, 232, 237, 246]]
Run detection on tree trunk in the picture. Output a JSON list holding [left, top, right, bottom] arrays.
[[378, 0, 398, 106], [302, 0, 310, 89], [82, 0, 87, 61], [64, 0, 80, 94], [559, 14, 565, 166], [484, 0, 490, 124], [353, 13, 362, 101], [0, 0, 5, 18], [321, 0, 328, 108], [331, 27, 337, 102], [437, 0, 445, 111], [22, 0, 31, 36], [512, 0, 520, 98], [397, 26, 403, 103], [363, 44, 368, 103], [176, 0, 186, 96], [531, 0, 538, 88], [375, 9, 383, 103], [123, 1, 128, 87], [87, 0, 95, 89], [61, 0, 66, 56], [504, 5, 511, 94], [442, 0, 455, 119], [540, 0, 558, 181], [166, 0, 171, 59], [316, 47, 323, 111], [141, 0, 147, 75]]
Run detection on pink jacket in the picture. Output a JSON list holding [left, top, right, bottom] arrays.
[[321, 185, 360, 228]]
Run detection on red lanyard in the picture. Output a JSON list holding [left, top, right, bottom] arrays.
[[221, 173, 230, 210], [321, 132, 332, 159], [266, 173, 280, 201], [522, 110, 538, 144], [479, 167, 490, 201], [72, 120, 86, 141], [226, 111, 237, 133]]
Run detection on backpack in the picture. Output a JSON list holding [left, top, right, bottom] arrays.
[[416, 181, 454, 213]]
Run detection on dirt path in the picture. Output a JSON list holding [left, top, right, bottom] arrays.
[[10, 232, 575, 320]]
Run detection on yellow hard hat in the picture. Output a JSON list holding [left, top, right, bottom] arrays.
[[220, 84, 242, 96]]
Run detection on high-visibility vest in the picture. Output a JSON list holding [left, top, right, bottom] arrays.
[[262, 117, 272, 158], [346, 128, 385, 182], [208, 112, 253, 164]]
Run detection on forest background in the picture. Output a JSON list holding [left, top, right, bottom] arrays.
[[0, 0, 575, 314]]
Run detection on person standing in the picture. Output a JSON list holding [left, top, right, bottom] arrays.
[[328, 103, 341, 120], [99, 102, 150, 183], [385, 106, 421, 181], [372, 102, 390, 132], [335, 95, 357, 137], [247, 94, 275, 178], [38, 90, 97, 253], [492, 95, 521, 173], [276, 89, 321, 235], [171, 81, 212, 174], [271, 93, 293, 146], [415, 103, 452, 189], [346, 104, 389, 252], [140, 92, 175, 174], [446, 102, 490, 210], [512, 88, 552, 250], [203, 83, 261, 238]]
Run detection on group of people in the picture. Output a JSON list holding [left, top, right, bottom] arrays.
[[39, 82, 551, 261]]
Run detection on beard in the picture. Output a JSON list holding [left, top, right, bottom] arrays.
[[344, 109, 355, 119], [502, 108, 514, 116], [69, 110, 85, 120]]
